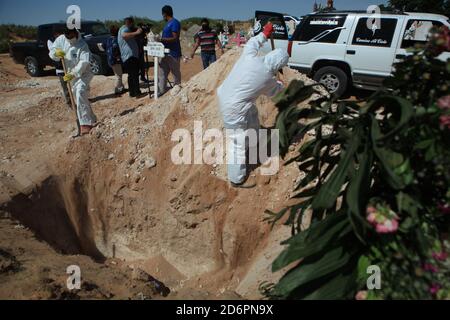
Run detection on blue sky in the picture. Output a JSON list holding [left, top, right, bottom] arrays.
[[0, 0, 387, 25]]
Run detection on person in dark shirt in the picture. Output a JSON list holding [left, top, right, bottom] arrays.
[[190, 18, 224, 69], [136, 23, 149, 84]]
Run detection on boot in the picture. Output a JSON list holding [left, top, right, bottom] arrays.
[[230, 176, 257, 189]]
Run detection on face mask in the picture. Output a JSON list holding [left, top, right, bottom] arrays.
[[68, 37, 77, 45], [202, 24, 209, 31]]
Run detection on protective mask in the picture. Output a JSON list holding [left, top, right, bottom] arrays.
[[68, 37, 77, 45]]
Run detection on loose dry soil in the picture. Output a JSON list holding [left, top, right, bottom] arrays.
[[0, 49, 319, 300]]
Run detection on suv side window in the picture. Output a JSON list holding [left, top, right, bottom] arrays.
[[352, 18, 398, 47], [402, 19, 443, 48], [294, 15, 347, 43]]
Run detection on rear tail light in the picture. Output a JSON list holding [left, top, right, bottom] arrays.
[[287, 41, 293, 57]]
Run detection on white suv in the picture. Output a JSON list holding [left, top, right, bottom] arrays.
[[256, 10, 450, 96]]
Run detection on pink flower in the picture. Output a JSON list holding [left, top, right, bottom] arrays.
[[438, 96, 450, 110], [366, 206, 379, 225], [355, 291, 368, 300], [438, 203, 450, 215], [430, 26, 450, 55], [432, 252, 449, 262], [375, 219, 399, 234], [367, 206, 377, 214], [424, 263, 439, 273], [440, 115, 450, 130], [430, 284, 442, 295], [367, 208, 377, 224], [366, 205, 399, 234], [367, 213, 377, 225]]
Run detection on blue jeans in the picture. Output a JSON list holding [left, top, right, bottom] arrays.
[[201, 52, 217, 69]]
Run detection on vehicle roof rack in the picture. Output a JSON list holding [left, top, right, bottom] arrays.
[[312, 9, 406, 15]]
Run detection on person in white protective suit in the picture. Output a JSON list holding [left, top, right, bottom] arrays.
[[49, 28, 97, 136], [217, 23, 289, 188]]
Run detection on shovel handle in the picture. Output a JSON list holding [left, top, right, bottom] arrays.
[[60, 58, 77, 110], [61, 57, 81, 137]]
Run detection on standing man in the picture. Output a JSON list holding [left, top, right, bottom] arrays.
[[158, 5, 182, 96], [118, 17, 144, 98], [217, 23, 289, 188], [190, 18, 224, 69], [137, 23, 150, 84], [49, 27, 97, 136]]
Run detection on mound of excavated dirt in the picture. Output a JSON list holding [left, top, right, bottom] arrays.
[[0, 48, 323, 299]]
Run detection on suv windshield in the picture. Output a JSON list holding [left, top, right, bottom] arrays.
[[81, 23, 109, 37]]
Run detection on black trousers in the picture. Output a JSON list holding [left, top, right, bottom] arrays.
[[139, 53, 146, 80], [124, 57, 140, 97]]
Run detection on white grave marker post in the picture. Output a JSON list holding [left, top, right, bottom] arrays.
[[144, 42, 166, 100]]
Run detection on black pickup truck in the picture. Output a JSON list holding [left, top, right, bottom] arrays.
[[10, 21, 111, 77]]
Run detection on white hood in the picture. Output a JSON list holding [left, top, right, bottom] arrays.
[[264, 48, 289, 74], [49, 34, 92, 80], [217, 33, 286, 128]]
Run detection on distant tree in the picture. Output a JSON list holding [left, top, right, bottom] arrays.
[[0, 24, 37, 53], [388, 0, 450, 15]]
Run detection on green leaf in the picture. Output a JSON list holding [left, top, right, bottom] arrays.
[[371, 117, 405, 190], [396, 192, 421, 217], [414, 139, 434, 150], [376, 96, 414, 142], [346, 143, 374, 225], [264, 208, 289, 229], [273, 213, 352, 272], [302, 265, 358, 300], [311, 127, 361, 210], [272, 241, 359, 298], [273, 80, 315, 110], [357, 255, 371, 287]]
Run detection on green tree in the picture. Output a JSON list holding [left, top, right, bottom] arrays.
[[388, 0, 450, 15]]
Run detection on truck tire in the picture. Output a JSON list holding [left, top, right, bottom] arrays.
[[24, 56, 43, 77], [313, 66, 348, 97], [90, 54, 104, 76]]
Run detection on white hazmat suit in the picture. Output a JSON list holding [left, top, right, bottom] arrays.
[[49, 34, 97, 126], [217, 33, 289, 185]]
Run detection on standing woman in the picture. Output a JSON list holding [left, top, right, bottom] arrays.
[[106, 26, 125, 95]]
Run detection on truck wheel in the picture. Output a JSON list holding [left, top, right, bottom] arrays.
[[314, 66, 348, 97], [24, 56, 42, 77], [90, 54, 104, 75]]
